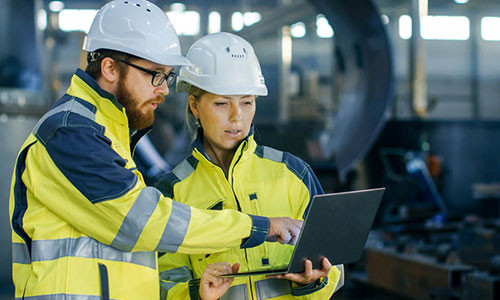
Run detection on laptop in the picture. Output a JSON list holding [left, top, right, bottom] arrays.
[[223, 188, 385, 277]]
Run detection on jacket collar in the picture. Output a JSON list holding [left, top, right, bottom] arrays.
[[74, 69, 123, 111]]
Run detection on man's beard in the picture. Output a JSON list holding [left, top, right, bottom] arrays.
[[115, 79, 163, 131]]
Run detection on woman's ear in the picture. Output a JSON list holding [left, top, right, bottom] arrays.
[[100, 57, 119, 83], [188, 95, 200, 119]]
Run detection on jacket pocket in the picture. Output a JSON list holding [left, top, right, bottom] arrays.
[[98, 263, 110, 300]]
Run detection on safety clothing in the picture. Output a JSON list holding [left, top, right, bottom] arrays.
[[83, 0, 190, 66], [9, 69, 269, 299], [176, 32, 268, 96], [155, 130, 344, 300]]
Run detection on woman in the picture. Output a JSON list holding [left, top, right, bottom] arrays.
[[155, 32, 344, 300]]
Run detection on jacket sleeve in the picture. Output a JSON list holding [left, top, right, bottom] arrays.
[[28, 125, 269, 254], [285, 154, 345, 297], [289, 264, 344, 299]]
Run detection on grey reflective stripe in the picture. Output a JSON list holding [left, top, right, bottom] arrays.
[[262, 146, 283, 163], [27, 236, 156, 269], [159, 266, 193, 299], [334, 264, 345, 293], [172, 159, 195, 180], [12, 243, 31, 264], [111, 187, 161, 251], [254, 278, 290, 300], [33, 98, 95, 135], [19, 294, 104, 299], [156, 200, 191, 253], [220, 284, 249, 300], [159, 266, 193, 282]]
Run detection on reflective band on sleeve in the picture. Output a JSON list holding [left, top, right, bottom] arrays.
[[221, 284, 249, 300], [156, 200, 191, 253], [254, 278, 290, 300], [19, 294, 101, 300], [334, 264, 345, 293], [19, 237, 156, 269], [111, 187, 161, 251]]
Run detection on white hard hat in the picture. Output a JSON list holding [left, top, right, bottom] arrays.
[[177, 32, 268, 96], [83, 0, 190, 67]]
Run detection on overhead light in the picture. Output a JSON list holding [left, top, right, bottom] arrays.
[[243, 12, 261, 27], [170, 3, 186, 12], [291, 22, 306, 38], [381, 14, 389, 25], [49, 1, 65, 12], [454, 0, 469, 4]]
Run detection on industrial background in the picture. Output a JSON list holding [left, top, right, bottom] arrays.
[[1, 0, 499, 299]]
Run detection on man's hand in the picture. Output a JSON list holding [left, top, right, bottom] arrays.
[[266, 257, 331, 286], [267, 217, 303, 245], [200, 262, 240, 300]]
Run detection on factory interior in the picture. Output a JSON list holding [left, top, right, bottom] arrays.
[[1, 0, 499, 299]]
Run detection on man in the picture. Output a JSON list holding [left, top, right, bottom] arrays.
[[9, 1, 301, 299]]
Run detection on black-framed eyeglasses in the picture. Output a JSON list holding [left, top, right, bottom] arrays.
[[119, 59, 177, 87]]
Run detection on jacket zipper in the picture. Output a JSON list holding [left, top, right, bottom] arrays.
[[229, 144, 256, 299]]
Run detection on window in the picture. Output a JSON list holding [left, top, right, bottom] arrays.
[[167, 11, 200, 36], [421, 16, 469, 40], [316, 14, 334, 38], [58, 9, 98, 33], [399, 15, 412, 39], [232, 12, 244, 31], [399, 15, 470, 40], [481, 17, 500, 41], [208, 11, 221, 34]]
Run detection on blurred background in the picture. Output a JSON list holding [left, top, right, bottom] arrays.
[[1, 0, 499, 299]]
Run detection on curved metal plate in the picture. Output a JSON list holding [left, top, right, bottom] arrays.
[[309, 0, 394, 175]]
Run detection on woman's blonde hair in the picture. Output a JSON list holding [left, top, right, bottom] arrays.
[[185, 85, 207, 139]]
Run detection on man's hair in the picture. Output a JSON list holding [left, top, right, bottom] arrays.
[[85, 49, 138, 80]]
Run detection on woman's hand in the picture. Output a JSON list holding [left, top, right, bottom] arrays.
[[266, 257, 331, 286], [200, 262, 240, 300]]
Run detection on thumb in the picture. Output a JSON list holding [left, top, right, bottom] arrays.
[[232, 262, 240, 273]]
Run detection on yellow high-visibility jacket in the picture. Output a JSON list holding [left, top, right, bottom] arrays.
[[155, 131, 345, 300], [9, 69, 269, 300]]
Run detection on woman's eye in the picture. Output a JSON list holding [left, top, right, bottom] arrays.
[[215, 102, 227, 106], [244, 101, 253, 105]]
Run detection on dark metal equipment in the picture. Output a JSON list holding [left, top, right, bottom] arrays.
[[366, 247, 474, 300]]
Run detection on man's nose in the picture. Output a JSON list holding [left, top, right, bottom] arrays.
[[156, 81, 169, 97]]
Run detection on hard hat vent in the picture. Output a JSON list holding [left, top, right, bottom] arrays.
[[123, 1, 152, 13]]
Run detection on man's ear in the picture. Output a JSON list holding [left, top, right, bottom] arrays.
[[100, 57, 120, 83], [188, 95, 200, 119]]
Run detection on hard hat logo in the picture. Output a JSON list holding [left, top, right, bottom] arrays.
[[83, 0, 191, 67], [177, 32, 268, 96]]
